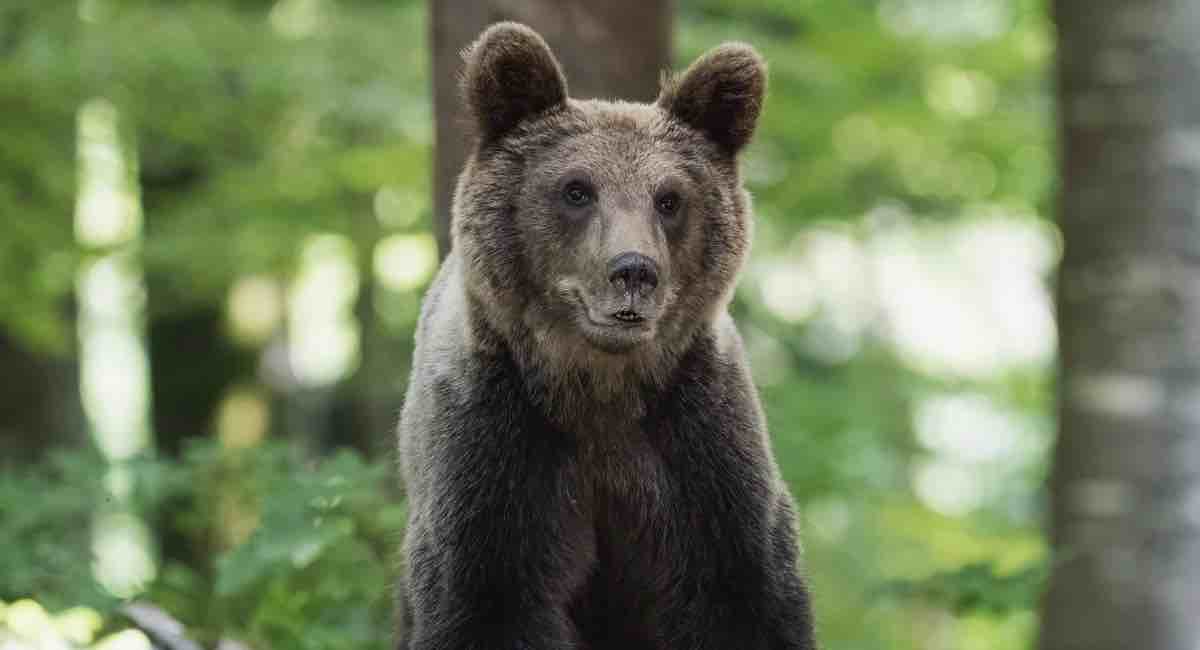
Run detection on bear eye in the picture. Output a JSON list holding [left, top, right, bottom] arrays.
[[562, 181, 594, 208], [655, 192, 682, 217]]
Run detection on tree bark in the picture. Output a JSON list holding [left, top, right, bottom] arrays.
[[1041, 2, 1200, 649], [429, 0, 673, 259]]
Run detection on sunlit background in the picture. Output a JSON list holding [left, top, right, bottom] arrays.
[[2, 0, 1056, 648]]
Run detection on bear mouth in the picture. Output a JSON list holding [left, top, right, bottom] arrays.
[[583, 308, 652, 331], [572, 293, 657, 352], [612, 308, 646, 324]]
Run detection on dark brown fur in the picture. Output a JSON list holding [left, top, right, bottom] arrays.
[[397, 22, 815, 650]]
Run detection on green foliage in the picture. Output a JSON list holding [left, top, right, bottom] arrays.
[[0, 450, 116, 612], [1, 443, 403, 650], [0, 2, 81, 351], [881, 560, 1049, 616], [204, 445, 402, 650], [159, 441, 403, 650]]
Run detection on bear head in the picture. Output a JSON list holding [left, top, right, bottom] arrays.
[[451, 22, 766, 389]]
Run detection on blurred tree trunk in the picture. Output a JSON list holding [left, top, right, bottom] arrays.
[[147, 303, 255, 456], [0, 327, 82, 461], [429, 0, 673, 258], [1041, 2, 1200, 649]]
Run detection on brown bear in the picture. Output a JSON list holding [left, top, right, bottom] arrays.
[[396, 22, 816, 650]]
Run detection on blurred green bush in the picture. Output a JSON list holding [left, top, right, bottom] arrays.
[[1, 443, 403, 650]]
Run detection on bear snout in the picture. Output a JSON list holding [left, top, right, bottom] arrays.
[[606, 251, 660, 298]]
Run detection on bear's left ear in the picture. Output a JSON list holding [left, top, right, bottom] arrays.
[[461, 22, 568, 142], [658, 43, 766, 155]]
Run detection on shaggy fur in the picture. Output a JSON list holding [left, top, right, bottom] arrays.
[[396, 22, 816, 650], [460, 23, 568, 143]]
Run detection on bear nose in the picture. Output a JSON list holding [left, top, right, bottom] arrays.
[[607, 252, 660, 295]]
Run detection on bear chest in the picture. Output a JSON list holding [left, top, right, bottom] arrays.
[[573, 429, 683, 581], [575, 429, 668, 530], [568, 431, 676, 642]]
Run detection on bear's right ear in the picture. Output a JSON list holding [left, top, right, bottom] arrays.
[[461, 22, 568, 142]]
